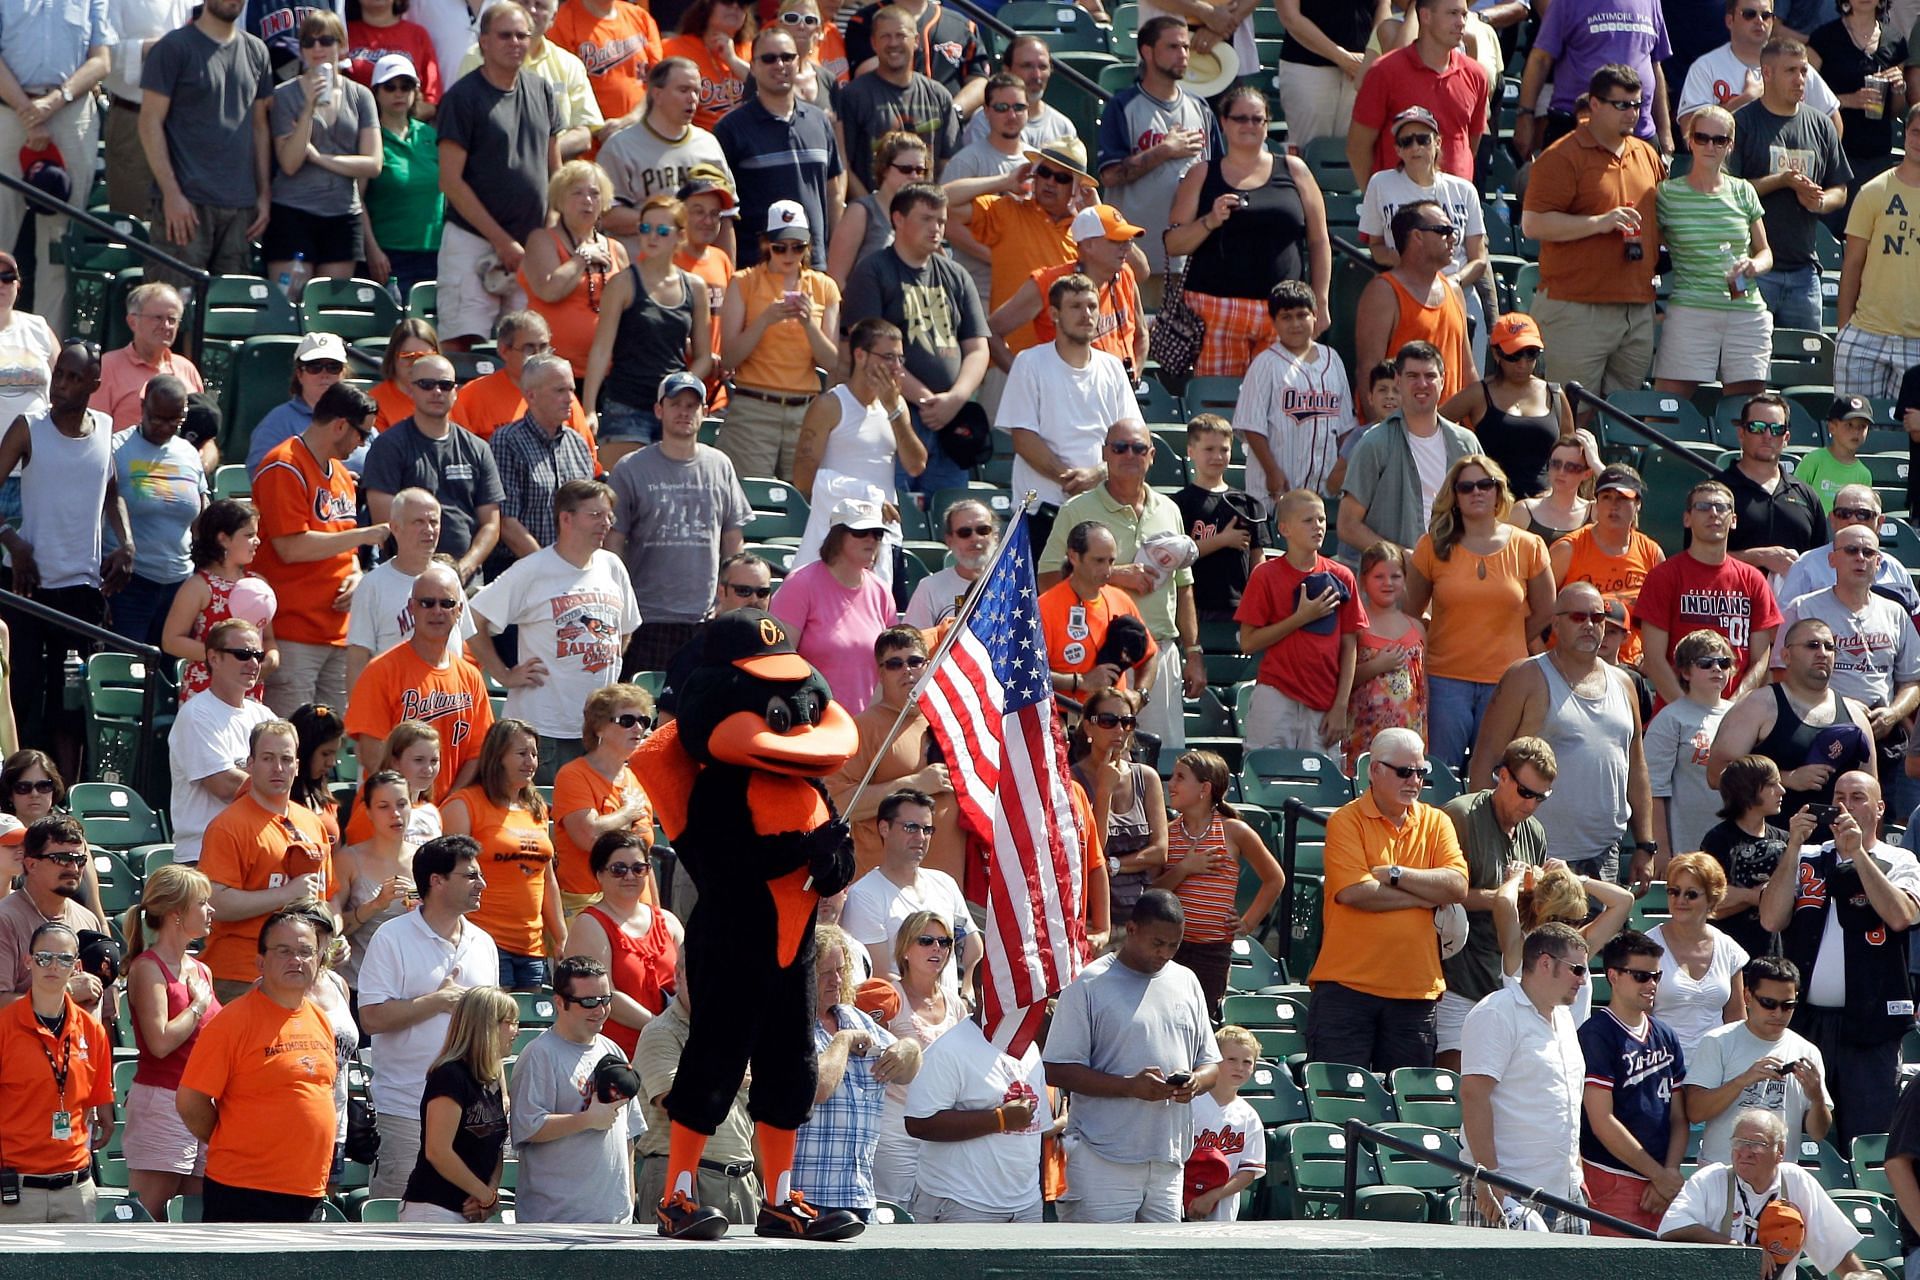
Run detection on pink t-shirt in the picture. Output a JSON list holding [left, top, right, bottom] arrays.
[[768, 560, 895, 715]]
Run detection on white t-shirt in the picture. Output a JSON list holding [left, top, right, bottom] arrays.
[[357, 909, 501, 1115], [1644, 698, 1730, 860], [839, 865, 972, 999], [1800, 839, 1920, 1008], [1357, 168, 1485, 275], [904, 564, 973, 630], [166, 693, 277, 862], [347, 559, 477, 658], [1684, 1019, 1830, 1165], [1460, 982, 1584, 1198], [1646, 923, 1750, 1056], [1189, 1092, 1268, 1222], [1234, 341, 1356, 506], [1659, 1161, 1862, 1274], [467, 546, 642, 738], [1679, 44, 1840, 119], [902, 1016, 1050, 1213], [0, 309, 56, 427], [1407, 426, 1451, 521], [999, 343, 1139, 509]]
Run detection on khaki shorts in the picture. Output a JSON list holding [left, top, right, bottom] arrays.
[[437, 222, 527, 343], [1653, 303, 1772, 384], [1531, 292, 1655, 396]]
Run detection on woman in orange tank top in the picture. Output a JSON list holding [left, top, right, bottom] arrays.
[[520, 161, 632, 380], [1154, 750, 1284, 1016], [443, 719, 564, 992]]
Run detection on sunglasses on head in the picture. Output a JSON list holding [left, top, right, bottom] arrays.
[[11, 778, 55, 795], [1108, 440, 1152, 455], [412, 596, 461, 610], [414, 377, 457, 392], [611, 712, 652, 729], [1454, 477, 1501, 494], [725, 582, 773, 599], [1088, 712, 1137, 729], [603, 860, 651, 877], [217, 646, 268, 662], [881, 654, 928, 671]]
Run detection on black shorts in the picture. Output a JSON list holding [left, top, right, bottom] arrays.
[[261, 202, 365, 265]]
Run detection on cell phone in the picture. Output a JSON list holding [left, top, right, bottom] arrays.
[[1166, 1071, 1194, 1088], [1807, 804, 1841, 824], [1775, 1060, 1802, 1075], [0, 1169, 17, 1206]]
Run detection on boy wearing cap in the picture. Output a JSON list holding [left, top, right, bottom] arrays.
[[672, 165, 738, 413], [1550, 463, 1665, 667], [1796, 396, 1875, 514], [988, 204, 1148, 376]]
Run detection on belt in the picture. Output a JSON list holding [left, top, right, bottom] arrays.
[[24, 1167, 91, 1190], [642, 1154, 755, 1178], [730, 385, 813, 407]]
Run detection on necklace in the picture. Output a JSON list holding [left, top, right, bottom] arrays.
[[35, 1007, 65, 1036], [561, 221, 608, 313]]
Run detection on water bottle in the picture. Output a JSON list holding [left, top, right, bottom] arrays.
[[1721, 242, 1747, 298], [386, 275, 404, 308], [1493, 185, 1512, 228], [281, 252, 312, 304]]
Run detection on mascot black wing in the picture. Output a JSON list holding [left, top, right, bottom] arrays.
[[629, 609, 863, 1242]]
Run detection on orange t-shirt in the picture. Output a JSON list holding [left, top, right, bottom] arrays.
[[1556, 525, 1662, 666], [1308, 792, 1467, 1000], [970, 194, 1077, 340], [815, 25, 849, 82], [662, 33, 747, 130], [519, 225, 611, 377], [732, 266, 840, 393], [1028, 261, 1142, 368], [451, 368, 600, 467], [1037, 580, 1158, 705], [1410, 530, 1550, 684], [453, 786, 555, 956], [0, 995, 112, 1174], [343, 642, 493, 802], [372, 378, 414, 432], [180, 991, 338, 1197], [252, 435, 360, 645], [197, 795, 338, 982], [675, 244, 733, 411], [551, 756, 655, 898], [548, 0, 663, 128]]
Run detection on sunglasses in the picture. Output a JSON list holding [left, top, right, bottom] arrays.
[[1693, 656, 1734, 670], [725, 582, 773, 599], [1552, 957, 1590, 978], [414, 378, 458, 392], [1598, 97, 1645, 111], [1616, 966, 1661, 984], [952, 523, 993, 538], [31, 951, 77, 968], [1751, 993, 1799, 1011], [1548, 458, 1589, 473], [1690, 500, 1733, 514], [1032, 163, 1076, 184], [636, 222, 678, 236], [11, 778, 55, 795], [1418, 223, 1459, 239], [604, 860, 651, 878], [1739, 5, 1774, 16], [1375, 761, 1432, 781], [987, 101, 1028, 113], [1225, 112, 1268, 124], [1496, 347, 1542, 362], [1797, 639, 1838, 652], [881, 654, 929, 671], [1839, 544, 1880, 558], [914, 934, 955, 948], [1742, 420, 1789, 436], [412, 597, 461, 610], [611, 712, 652, 729], [301, 33, 339, 45], [1691, 131, 1732, 147], [562, 993, 614, 1008], [890, 162, 930, 177], [1673, 887, 1707, 901], [0, 271, 18, 284], [1557, 609, 1605, 625], [768, 241, 809, 255], [29, 851, 87, 866], [1455, 477, 1501, 494], [896, 821, 937, 837], [1513, 780, 1552, 802], [302, 359, 346, 374], [217, 646, 268, 662], [779, 10, 821, 23], [1088, 712, 1137, 729], [1832, 506, 1879, 521], [1395, 132, 1435, 147], [758, 50, 798, 63], [1108, 441, 1153, 455]]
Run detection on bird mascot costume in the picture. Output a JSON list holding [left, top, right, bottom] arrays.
[[630, 608, 865, 1241]]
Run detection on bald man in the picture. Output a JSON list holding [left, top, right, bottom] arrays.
[[345, 488, 477, 692], [363, 353, 504, 586], [1760, 768, 1920, 1148]]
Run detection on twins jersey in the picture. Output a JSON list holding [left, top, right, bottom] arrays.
[[1578, 1008, 1686, 1176], [1234, 341, 1356, 508]]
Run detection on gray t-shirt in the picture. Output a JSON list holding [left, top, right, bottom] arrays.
[[1776, 587, 1920, 710], [598, 122, 732, 259], [1441, 789, 1547, 1002], [361, 419, 506, 563], [1726, 100, 1850, 270], [841, 248, 987, 397], [507, 1027, 647, 1223], [435, 67, 562, 242], [1684, 1020, 1830, 1165], [141, 24, 275, 209], [270, 75, 377, 217], [608, 443, 753, 624], [1042, 951, 1219, 1165]]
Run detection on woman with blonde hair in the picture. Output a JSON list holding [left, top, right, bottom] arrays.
[[1407, 452, 1554, 774], [777, 0, 846, 104], [1646, 851, 1749, 1055], [522, 159, 632, 381], [121, 864, 221, 1217], [1156, 749, 1284, 1013], [1494, 859, 1633, 1026], [445, 719, 562, 990], [1505, 431, 1602, 544], [871, 909, 962, 1205], [336, 769, 420, 991], [399, 984, 517, 1222]]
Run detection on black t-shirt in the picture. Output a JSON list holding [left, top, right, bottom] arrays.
[[833, 72, 961, 193], [841, 248, 987, 396], [1279, 0, 1376, 65], [1898, 363, 1920, 513], [361, 419, 507, 562], [1726, 100, 1851, 270], [402, 1060, 509, 1212], [843, 0, 990, 97], [1175, 484, 1268, 621], [1699, 817, 1786, 959], [1805, 19, 1905, 163], [1716, 462, 1828, 557], [435, 69, 563, 242], [1890, 1065, 1920, 1250]]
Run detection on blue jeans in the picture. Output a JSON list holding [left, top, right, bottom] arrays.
[[598, 398, 661, 445], [1756, 263, 1822, 333], [1426, 675, 1497, 777], [109, 573, 183, 648], [895, 407, 971, 498], [499, 952, 548, 991]]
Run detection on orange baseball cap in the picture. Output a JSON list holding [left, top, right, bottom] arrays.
[[1489, 313, 1545, 356]]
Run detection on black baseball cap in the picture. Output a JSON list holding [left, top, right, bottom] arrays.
[[699, 608, 811, 681]]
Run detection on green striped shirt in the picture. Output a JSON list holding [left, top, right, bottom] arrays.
[[1655, 176, 1766, 312]]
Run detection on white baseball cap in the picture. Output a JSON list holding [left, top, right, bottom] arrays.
[[371, 53, 419, 85], [294, 332, 349, 364], [765, 199, 810, 241]]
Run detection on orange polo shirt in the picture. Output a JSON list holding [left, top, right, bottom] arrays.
[[1308, 791, 1467, 1000], [0, 995, 112, 1174], [969, 193, 1076, 346]]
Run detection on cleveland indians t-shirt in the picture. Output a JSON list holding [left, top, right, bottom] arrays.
[[1633, 552, 1782, 696]]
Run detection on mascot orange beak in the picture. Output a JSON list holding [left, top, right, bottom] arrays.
[[709, 699, 860, 775]]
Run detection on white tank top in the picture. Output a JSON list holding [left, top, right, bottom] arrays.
[[792, 384, 901, 586], [21, 409, 113, 590]]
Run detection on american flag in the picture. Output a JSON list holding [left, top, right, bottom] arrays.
[[917, 515, 1085, 1053]]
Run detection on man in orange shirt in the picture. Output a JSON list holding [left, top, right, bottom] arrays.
[[451, 310, 597, 449], [547, 0, 663, 146], [0, 920, 114, 1224], [673, 165, 735, 410], [345, 561, 493, 799], [178, 907, 340, 1222], [1307, 726, 1469, 1072], [1352, 198, 1477, 418], [198, 721, 338, 1003], [1039, 520, 1157, 706], [255, 383, 391, 716], [989, 204, 1147, 376], [947, 138, 1090, 350]]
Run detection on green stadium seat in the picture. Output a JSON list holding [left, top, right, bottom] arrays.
[[1371, 1122, 1464, 1217], [1186, 375, 1242, 418], [359, 1197, 404, 1223], [1241, 748, 1353, 812], [1303, 136, 1357, 194], [301, 277, 403, 341], [1303, 1062, 1397, 1127], [514, 989, 558, 1027], [1770, 328, 1835, 389], [167, 1194, 204, 1222], [1135, 373, 1183, 422], [872, 1199, 915, 1223], [407, 280, 437, 325], [1844, 1199, 1903, 1262], [740, 477, 811, 543], [1287, 1122, 1377, 1218], [97, 1192, 156, 1222], [1602, 390, 1715, 448], [1389, 1068, 1462, 1131], [1852, 1133, 1892, 1198], [221, 334, 304, 462], [1227, 934, 1283, 990], [1149, 435, 1187, 486], [70, 782, 169, 850], [83, 655, 175, 792]]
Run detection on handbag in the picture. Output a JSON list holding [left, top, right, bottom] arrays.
[[344, 1095, 380, 1165], [1148, 262, 1205, 380]]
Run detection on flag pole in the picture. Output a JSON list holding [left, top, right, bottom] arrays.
[[839, 489, 1039, 818]]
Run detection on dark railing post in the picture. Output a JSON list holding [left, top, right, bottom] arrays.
[[1274, 797, 1327, 969], [1340, 1119, 1362, 1219], [1563, 381, 1718, 477]]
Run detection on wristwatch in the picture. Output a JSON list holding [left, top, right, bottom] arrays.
[[1634, 841, 1658, 856], [1389, 865, 1403, 887], [57, 85, 72, 104]]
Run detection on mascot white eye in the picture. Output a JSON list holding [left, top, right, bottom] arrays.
[[765, 697, 793, 733]]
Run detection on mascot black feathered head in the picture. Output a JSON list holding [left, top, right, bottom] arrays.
[[673, 609, 858, 774]]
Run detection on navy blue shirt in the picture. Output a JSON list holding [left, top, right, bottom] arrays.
[[714, 95, 842, 270], [1577, 1007, 1686, 1176]]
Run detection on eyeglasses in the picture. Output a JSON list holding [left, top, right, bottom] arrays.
[[1797, 639, 1838, 652], [1598, 97, 1645, 112], [986, 101, 1028, 113], [135, 311, 181, 325], [1417, 223, 1459, 239], [1839, 544, 1881, 558], [779, 10, 821, 23], [724, 582, 773, 599], [413, 378, 457, 392], [1513, 780, 1552, 802], [1691, 131, 1732, 147], [1395, 132, 1435, 148], [1616, 966, 1662, 984], [1557, 609, 1605, 625], [1742, 420, 1790, 436], [11, 778, 55, 795], [1032, 163, 1076, 184], [1454, 477, 1501, 494], [1694, 656, 1734, 670], [890, 162, 930, 177], [300, 33, 339, 45], [412, 597, 461, 610], [951, 523, 994, 538], [1751, 993, 1799, 1011], [758, 50, 799, 63], [1374, 761, 1432, 781], [636, 222, 678, 236], [1225, 112, 1268, 124], [897, 821, 936, 836], [611, 712, 652, 729], [1108, 441, 1153, 455], [216, 646, 267, 662], [267, 945, 320, 963], [1690, 500, 1733, 514], [1548, 458, 1589, 473], [1731, 1137, 1777, 1152], [1739, 6, 1774, 17], [378, 79, 418, 92], [1673, 887, 1707, 901], [30, 951, 77, 968], [603, 860, 651, 878], [1832, 506, 1879, 521], [914, 934, 955, 948], [881, 654, 929, 671], [1551, 957, 1590, 978], [1087, 712, 1138, 729], [562, 993, 613, 1008], [28, 851, 86, 866], [301, 359, 345, 375], [768, 241, 809, 255]]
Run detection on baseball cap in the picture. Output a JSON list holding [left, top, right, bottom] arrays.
[[19, 143, 69, 203], [1756, 1199, 1807, 1270], [294, 332, 349, 364], [827, 496, 888, 533], [1391, 105, 1441, 134], [1434, 903, 1468, 958], [1071, 204, 1145, 244], [371, 53, 419, 85], [1489, 312, 1544, 356], [1594, 465, 1645, 498], [1828, 393, 1874, 423], [1601, 597, 1629, 630], [698, 608, 813, 681], [765, 199, 810, 241], [676, 162, 737, 214], [657, 371, 707, 403]]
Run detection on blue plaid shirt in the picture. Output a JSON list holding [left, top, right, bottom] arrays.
[[490, 411, 596, 549], [792, 1005, 893, 1210]]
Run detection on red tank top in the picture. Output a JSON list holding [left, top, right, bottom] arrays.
[[130, 950, 222, 1089], [580, 904, 676, 1057]]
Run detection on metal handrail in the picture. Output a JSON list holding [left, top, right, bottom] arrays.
[[1338, 1118, 1663, 1241], [941, 0, 1114, 102], [0, 168, 212, 357], [1333, 234, 1383, 273], [1564, 381, 1719, 477]]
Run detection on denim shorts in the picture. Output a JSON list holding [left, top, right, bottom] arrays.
[[598, 398, 661, 445], [499, 952, 548, 991]]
